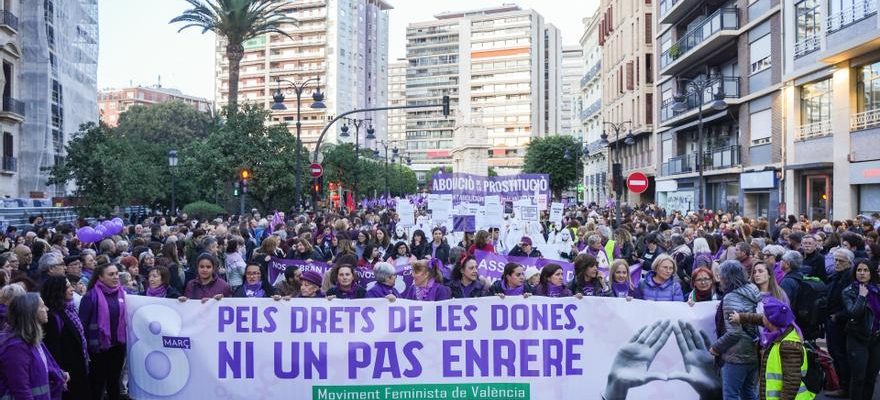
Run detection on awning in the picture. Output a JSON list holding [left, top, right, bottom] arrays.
[[786, 162, 833, 171]]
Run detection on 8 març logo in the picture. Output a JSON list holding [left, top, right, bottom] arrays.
[[129, 304, 190, 396]]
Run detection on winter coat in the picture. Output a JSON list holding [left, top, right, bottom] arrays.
[[326, 285, 367, 299], [224, 251, 247, 288], [428, 242, 451, 264], [366, 282, 400, 299], [778, 270, 803, 308], [842, 284, 879, 341], [568, 278, 611, 297], [184, 274, 233, 299], [827, 269, 854, 327], [801, 250, 827, 282], [489, 280, 535, 296], [44, 310, 91, 399], [738, 314, 806, 400], [447, 279, 489, 298], [712, 283, 761, 364], [533, 283, 574, 297], [635, 271, 684, 302], [400, 283, 451, 301], [508, 246, 542, 258], [0, 333, 66, 400], [232, 281, 275, 298]]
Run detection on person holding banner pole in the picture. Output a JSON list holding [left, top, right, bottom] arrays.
[[447, 256, 489, 298], [401, 259, 451, 302], [365, 262, 400, 301], [490, 263, 534, 298], [326, 264, 365, 299]]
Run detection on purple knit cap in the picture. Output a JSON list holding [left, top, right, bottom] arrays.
[[763, 296, 795, 329], [300, 270, 323, 287]]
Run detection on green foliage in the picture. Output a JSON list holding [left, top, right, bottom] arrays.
[[182, 201, 225, 220], [115, 101, 213, 149], [320, 143, 417, 198], [522, 135, 583, 200]]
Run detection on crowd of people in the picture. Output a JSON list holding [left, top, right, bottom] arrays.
[[0, 206, 879, 399]]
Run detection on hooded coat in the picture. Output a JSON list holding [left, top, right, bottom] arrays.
[[712, 283, 762, 364]]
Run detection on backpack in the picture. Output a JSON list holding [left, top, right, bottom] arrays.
[[802, 341, 828, 393], [793, 276, 829, 340]]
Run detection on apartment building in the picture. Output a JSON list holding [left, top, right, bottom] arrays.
[[21, 0, 99, 198], [561, 45, 585, 138], [0, 2, 22, 198], [782, 0, 880, 218], [215, 0, 391, 149], [580, 13, 609, 206], [99, 85, 212, 127], [387, 59, 407, 152], [598, 0, 655, 205], [654, 0, 784, 218], [405, 4, 561, 174]]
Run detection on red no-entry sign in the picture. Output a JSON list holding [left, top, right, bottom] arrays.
[[309, 163, 323, 178], [627, 172, 649, 193]]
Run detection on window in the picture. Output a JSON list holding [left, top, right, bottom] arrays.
[[750, 35, 771, 74], [626, 61, 634, 90], [646, 93, 653, 125], [858, 60, 880, 113], [794, 0, 821, 56], [645, 14, 652, 44], [801, 79, 832, 125], [646, 54, 653, 84], [750, 109, 772, 145]]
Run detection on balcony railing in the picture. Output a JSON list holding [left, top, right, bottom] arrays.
[[1, 10, 18, 31], [2, 97, 24, 116], [659, 8, 739, 70], [661, 154, 694, 176], [580, 99, 601, 121], [660, 77, 740, 122], [580, 62, 601, 89], [827, 0, 877, 33], [2, 156, 15, 172], [659, 0, 681, 19], [851, 108, 880, 131], [794, 34, 822, 58], [796, 120, 832, 141], [704, 145, 740, 170]]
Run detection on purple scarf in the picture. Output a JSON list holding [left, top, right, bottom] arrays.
[[713, 246, 725, 260], [414, 279, 439, 301], [545, 283, 564, 297], [244, 282, 265, 298], [89, 280, 126, 350], [501, 279, 524, 296], [460, 280, 479, 298], [861, 283, 880, 332], [612, 282, 631, 297], [63, 301, 89, 369], [336, 283, 358, 299], [146, 285, 167, 298]]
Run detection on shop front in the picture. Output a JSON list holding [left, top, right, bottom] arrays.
[[850, 160, 880, 215], [740, 170, 780, 220], [656, 179, 696, 214]]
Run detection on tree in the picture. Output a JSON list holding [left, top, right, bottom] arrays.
[[114, 101, 213, 149], [170, 0, 296, 109], [522, 135, 583, 200], [321, 144, 417, 199]]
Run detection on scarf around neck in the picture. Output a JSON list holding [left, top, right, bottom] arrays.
[[90, 280, 126, 350], [414, 279, 438, 301], [63, 301, 89, 369], [546, 283, 564, 297], [146, 285, 167, 298], [244, 282, 265, 298], [501, 279, 524, 296], [612, 282, 631, 297]]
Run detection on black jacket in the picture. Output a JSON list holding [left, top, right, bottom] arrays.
[[508, 245, 542, 258], [842, 284, 878, 340], [801, 251, 827, 282], [44, 310, 91, 400], [232, 281, 276, 298], [489, 280, 534, 295], [427, 242, 450, 264], [828, 269, 854, 326], [448, 279, 489, 298]]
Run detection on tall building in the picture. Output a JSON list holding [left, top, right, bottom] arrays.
[[579, 13, 607, 206], [653, 0, 783, 217], [597, 0, 655, 205], [387, 58, 406, 152], [215, 0, 391, 150], [0, 2, 24, 198], [561, 45, 584, 138], [405, 4, 562, 174], [782, 0, 880, 219], [98, 85, 212, 127], [21, 0, 99, 198]]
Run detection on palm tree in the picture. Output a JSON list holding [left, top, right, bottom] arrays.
[[170, 0, 296, 110]]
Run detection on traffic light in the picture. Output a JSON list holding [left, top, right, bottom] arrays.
[[233, 181, 240, 197], [239, 168, 251, 182], [442, 95, 450, 117], [311, 176, 323, 197]]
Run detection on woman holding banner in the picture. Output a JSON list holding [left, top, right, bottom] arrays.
[[490, 262, 534, 298], [635, 254, 684, 302], [402, 259, 451, 302], [298, 271, 324, 298], [366, 262, 400, 300], [326, 264, 366, 299], [233, 264, 277, 299], [609, 259, 635, 298], [447, 256, 489, 298], [533, 264, 573, 298], [686, 267, 721, 305], [80, 261, 127, 400], [568, 254, 610, 297]]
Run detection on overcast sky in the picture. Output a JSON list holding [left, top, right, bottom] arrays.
[[98, 0, 598, 100]]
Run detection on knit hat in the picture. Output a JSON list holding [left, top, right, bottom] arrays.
[[524, 266, 540, 281], [763, 296, 795, 329], [520, 236, 532, 246], [300, 270, 323, 287]]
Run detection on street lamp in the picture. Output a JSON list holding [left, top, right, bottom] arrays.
[[599, 121, 634, 229], [671, 76, 728, 212], [168, 149, 178, 216], [339, 117, 374, 201], [374, 141, 396, 199], [269, 76, 326, 213]]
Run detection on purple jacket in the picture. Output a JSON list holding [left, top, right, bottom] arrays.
[[184, 274, 233, 299], [401, 283, 452, 301], [0, 333, 65, 400], [0, 304, 6, 328], [636, 271, 684, 302], [365, 283, 400, 298]]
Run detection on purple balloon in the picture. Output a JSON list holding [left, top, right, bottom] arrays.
[[95, 225, 108, 238], [77, 226, 100, 243]]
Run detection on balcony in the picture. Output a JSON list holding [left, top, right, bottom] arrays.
[[1, 156, 15, 173], [704, 145, 740, 171], [851, 108, 880, 131], [794, 34, 822, 58], [661, 154, 694, 176], [580, 99, 601, 121], [660, 77, 740, 123], [0, 96, 24, 122], [580, 61, 601, 89], [659, 8, 739, 76], [0, 10, 18, 32], [795, 120, 832, 141], [827, 0, 877, 33]]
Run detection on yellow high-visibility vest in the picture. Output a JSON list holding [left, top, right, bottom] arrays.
[[765, 328, 815, 400]]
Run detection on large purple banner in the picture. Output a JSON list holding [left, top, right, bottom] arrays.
[[268, 258, 416, 290], [474, 250, 641, 286], [430, 172, 550, 205]]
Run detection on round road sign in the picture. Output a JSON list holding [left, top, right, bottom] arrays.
[[626, 172, 649, 194], [309, 163, 323, 178]]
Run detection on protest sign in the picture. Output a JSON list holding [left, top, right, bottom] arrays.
[[126, 296, 719, 400], [397, 203, 415, 227], [430, 172, 550, 206], [473, 250, 641, 286], [452, 215, 476, 232], [520, 205, 539, 222], [549, 202, 564, 226]]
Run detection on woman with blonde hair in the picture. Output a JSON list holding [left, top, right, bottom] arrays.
[[608, 259, 634, 298], [635, 254, 684, 301]]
